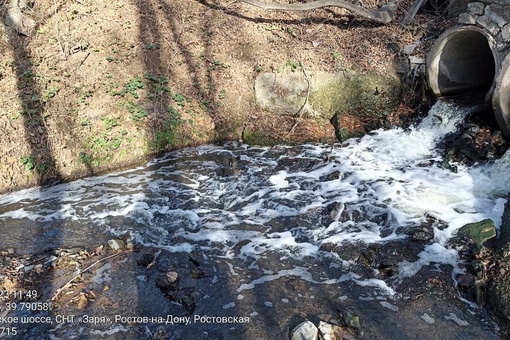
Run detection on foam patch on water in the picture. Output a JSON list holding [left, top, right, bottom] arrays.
[[0, 99, 507, 298]]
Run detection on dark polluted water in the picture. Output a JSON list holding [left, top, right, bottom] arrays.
[[0, 99, 509, 339]]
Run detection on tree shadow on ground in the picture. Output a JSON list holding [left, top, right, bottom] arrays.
[[0, 2, 67, 338], [131, 0, 232, 148]]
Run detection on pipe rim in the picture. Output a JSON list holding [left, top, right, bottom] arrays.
[[426, 25, 500, 101]]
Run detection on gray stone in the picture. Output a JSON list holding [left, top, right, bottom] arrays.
[[166, 271, 179, 283], [477, 15, 501, 35], [291, 320, 318, 340], [107, 239, 126, 250], [458, 13, 478, 25], [502, 24, 510, 42], [255, 70, 401, 121], [467, 2, 485, 16], [254, 72, 312, 117], [485, 5, 507, 27], [318, 321, 355, 340]]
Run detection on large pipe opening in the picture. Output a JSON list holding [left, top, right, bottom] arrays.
[[493, 53, 510, 139], [426, 26, 498, 99]]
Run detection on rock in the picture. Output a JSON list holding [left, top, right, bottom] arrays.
[[457, 273, 476, 288], [156, 271, 179, 292], [291, 320, 318, 340], [318, 321, 355, 340], [137, 253, 155, 267], [502, 23, 510, 42], [485, 5, 508, 27], [411, 226, 434, 241], [166, 271, 179, 284], [126, 241, 135, 250], [467, 2, 485, 15], [476, 15, 501, 35], [255, 72, 312, 117], [255, 70, 402, 123], [180, 295, 195, 311], [322, 202, 344, 226], [329, 112, 365, 142], [107, 239, 126, 251], [456, 219, 496, 249], [339, 310, 362, 331], [188, 252, 201, 266]]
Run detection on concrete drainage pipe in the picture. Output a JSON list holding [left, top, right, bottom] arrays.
[[426, 26, 499, 99], [493, 53, 510, 139]]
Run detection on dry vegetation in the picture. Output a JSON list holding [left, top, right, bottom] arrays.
[[0, 0, 454, 193]]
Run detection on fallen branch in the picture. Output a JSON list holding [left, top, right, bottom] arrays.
[[239, 0, 401, 24], [287, 61, 310, 136], [51, 252, 120, 302]]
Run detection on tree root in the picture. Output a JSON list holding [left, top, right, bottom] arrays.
[[239, 0, 402, 24]]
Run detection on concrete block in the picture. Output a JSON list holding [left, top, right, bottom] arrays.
[[485, 5, 507, 27], [459, 13, 478, 25], [502, 24, 510, 42], [467, 2, 485, 16], [477, 15, 501, 36]]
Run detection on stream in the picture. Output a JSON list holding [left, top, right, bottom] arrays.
[[0, 99, 509, 339]]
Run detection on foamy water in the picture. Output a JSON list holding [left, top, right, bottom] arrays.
[[0, 99, 508, 297]]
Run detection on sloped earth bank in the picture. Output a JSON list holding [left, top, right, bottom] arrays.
[[0, 0, 453, 193], [0, 100, 510, 339]]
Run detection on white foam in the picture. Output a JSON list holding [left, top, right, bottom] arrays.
[[269, 170, 289, 188], [0, 99, 507, 302], [444, 312, 469, 326], [398, 243, 460, 282]]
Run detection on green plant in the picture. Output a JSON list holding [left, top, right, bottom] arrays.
[[278, 60, 300, 73], [79, 88, 95, 105], [78, 152, 92, 164], [43, 86, 59, 101], [218, 89, 226, 100], [101, 73, 119, 94], [277, 60, 301, 73], [199, 100, 210, 110], [126, 101, 149, 122], [172, 93, 188, 107], [20, 155, 36, 171], [102, 117, 119, 130], [144, 73, 170, 95], [113, 75, 144, 98], [207, 59, 229, 71], [144, 42, 160, 50], [80, 118, 90, 126], [151, 109, 184, 151], [111, 130, 128, 149]]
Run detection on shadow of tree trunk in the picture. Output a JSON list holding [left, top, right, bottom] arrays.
[[6, 12, 62, 186]]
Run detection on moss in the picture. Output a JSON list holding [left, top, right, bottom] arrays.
[[242, 128, 286, 146], [457, 218, 496, 250], [309, 71, 401, 120]]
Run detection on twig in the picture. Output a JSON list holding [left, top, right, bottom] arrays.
[[51, 252, 120, 301], [286, 61, 310, 136]]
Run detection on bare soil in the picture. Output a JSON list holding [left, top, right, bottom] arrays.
[[0, 0, 454, 193]]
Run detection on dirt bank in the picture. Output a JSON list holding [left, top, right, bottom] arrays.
[[0, 0, 452, 193]]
